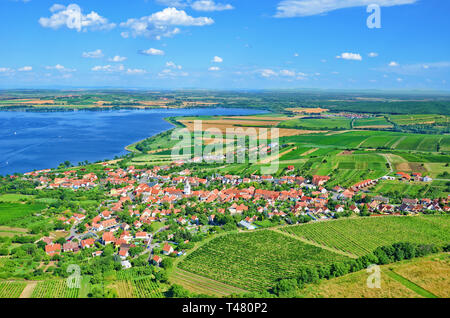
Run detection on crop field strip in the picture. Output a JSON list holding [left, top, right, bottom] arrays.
[[31, 280, 79, 298], [0, 281, 27, 298], [179, 230, 350, 292], [170, 268, 248, 296], [115, 269, 163, 298], [282, 216, 450, 257]]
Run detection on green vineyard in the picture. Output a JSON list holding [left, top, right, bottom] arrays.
[[282, 215, 450, 257], [179, 230, 350, 291], [0, 282, 26, 298], [31, 280, 79, 298]]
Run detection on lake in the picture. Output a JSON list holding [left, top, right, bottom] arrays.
[[0, 108, 266, 175]]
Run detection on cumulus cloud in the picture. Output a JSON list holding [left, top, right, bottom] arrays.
[[91, 64, 125, 72], [156, 0, 234, 12], [82, 49, 104, 58], [368, 52, 378, 57], [158, 68, 189, 78], [259, 69, 306, 78], [120, 7, 213, 39], [140, 48, 165, 56], [275, 0, 417, 18], [39, 4, 116, 32], [0, 67, 14, 73], [191, 1, 234, 11], [336, 52, 362, 61], [379, 61, 450, 75], [108, 55, 127, 62], [212, 56, 223, 63], [45, 64, 76, 72], [18, 66, 32, 71], [208, 66, 220, 71], [126, 68, 147, 75], [166, 61, 182, 69]]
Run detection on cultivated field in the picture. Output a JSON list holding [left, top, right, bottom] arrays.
[[178, 230, 350, 291], [282, 216, 450, 257]]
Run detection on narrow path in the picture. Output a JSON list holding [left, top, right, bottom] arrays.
[[19, 281, 37, 298], [391, 136, 406, 149], [385, 270, 438, 298], [270, 228, 358, 259], [380, 154, 393, 174]]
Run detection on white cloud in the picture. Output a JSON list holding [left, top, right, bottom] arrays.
[[141, 48, 165, 56], [397, 78, 403, 82], [82, 49, 104, 58], [275, 0, 417, 18], [127, 68, 147, 75], [368, 52, 378, 58], [18, 66, 32, 72], [279, 69, 296, 77], [259, 69, 306, 78], [294, 53, 299, 57], [336, 52, 362, 61], [91, 64, 125, 72], [108, 55, 127, 62], [45, 64, 76, 72], [120, 7, 213, 39], [212, 56, 223, 63], [260, 69, 278, 78], [380, 61, 450, 75], [158, 68, 189, 78], [208, 66, 220, 71], [191, 1, 234, 12], [166, 61, 182, 69], [156, 0, 234, 12], [0, 67, 14, 73], [39, 4, 116, 32]]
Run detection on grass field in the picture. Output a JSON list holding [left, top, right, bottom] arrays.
[[178, 230, 350, 292], [0, 202, 46, 225], [372, 180, 449, 199], [282, 216, 450, 257], [299, 253, 449, 298]]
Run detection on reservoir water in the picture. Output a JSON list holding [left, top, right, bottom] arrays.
[[0, 108, 265, 175]]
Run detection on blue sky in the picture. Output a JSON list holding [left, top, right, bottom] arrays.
[[0, 0, 449, 90]]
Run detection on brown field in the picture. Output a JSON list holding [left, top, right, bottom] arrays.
[[138, 100, 174, 106], [221, 116, 301, 121], [299, 268, 421, 298], [338, 150, 354, 156], [179, 119, 323, 137], [389, 254, 450, 298], [2, 99, 55, 105], [286, 107, 329, 114], [395, 162, 428, 173]]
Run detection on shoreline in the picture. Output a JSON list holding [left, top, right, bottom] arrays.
[[1, 108, 267, 175]]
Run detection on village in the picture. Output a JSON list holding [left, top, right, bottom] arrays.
[[15, 160, 449, 271]]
